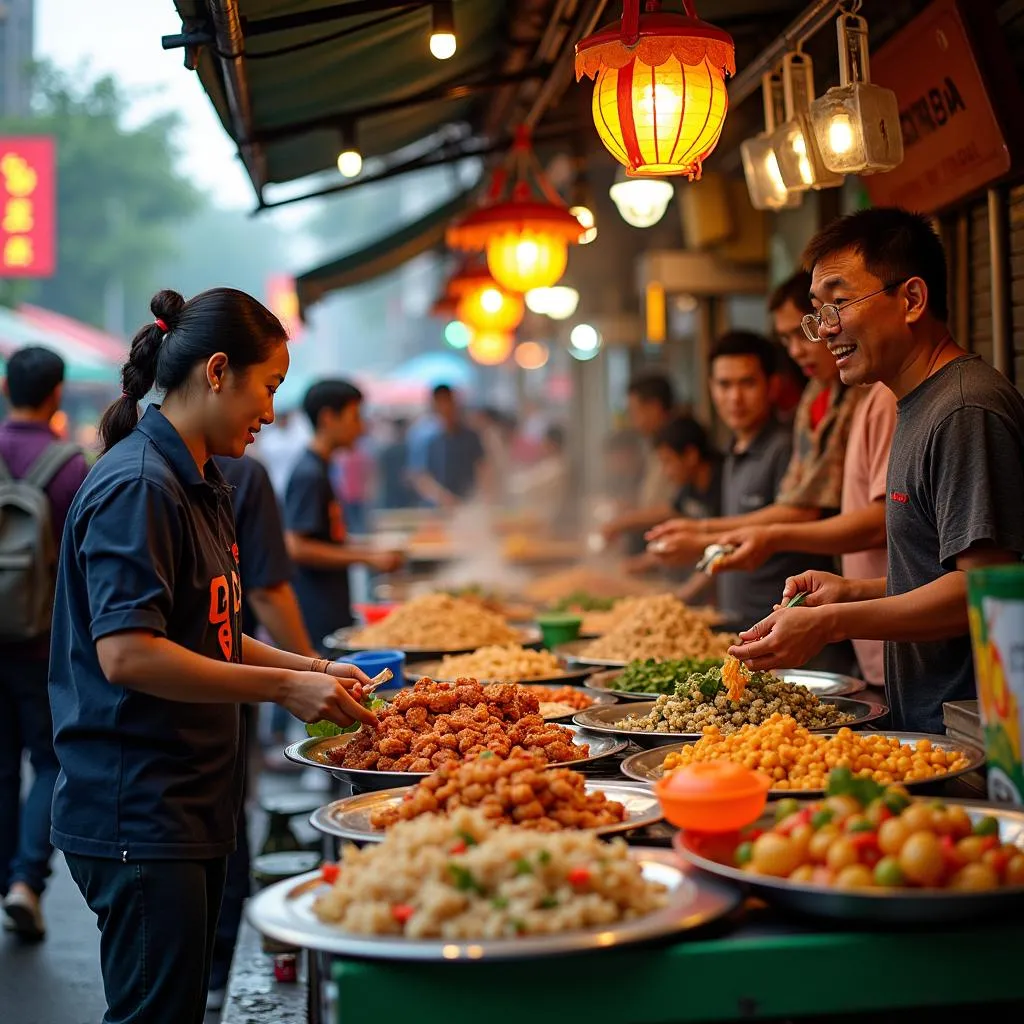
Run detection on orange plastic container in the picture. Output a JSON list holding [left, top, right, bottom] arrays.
[[655, 760, 771, 833]]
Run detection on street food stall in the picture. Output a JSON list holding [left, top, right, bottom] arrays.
[[158, 1, 1024, 1021]]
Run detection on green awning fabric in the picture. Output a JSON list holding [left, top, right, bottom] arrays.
[[296, 186, 475, 313], [172, 1, 511, 190]]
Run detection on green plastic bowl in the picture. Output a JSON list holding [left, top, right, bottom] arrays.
[[536, 614, 582, 649]]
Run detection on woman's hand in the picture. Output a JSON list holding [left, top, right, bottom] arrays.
[[728, 607, 832, 671], [644, 517, 693, 542], [779, 570, 852, 609], [279, 671, 379, 729], [712, 526, 774, 572]]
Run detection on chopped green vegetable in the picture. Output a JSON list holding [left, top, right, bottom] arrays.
[[847, 819, 876, 834], [456, 830, 479, 847], [615, 657, 723, 696], [304, 697, 387, 738], [478, 751, 495, 760], [539, 895, 559, 909], [973, 815, 999, 837], [883, 791, 911, 815], [490, 895, 509, 909], [537, 849, 552, 865], [514, 858, 534, 876], [734, 841, 754, 867], [551, 592, 616, 612], [446, 863, 484, 893]]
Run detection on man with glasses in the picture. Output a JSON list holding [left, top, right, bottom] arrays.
[[648, 273, 862, 672], [730, 207, 1024, 733]]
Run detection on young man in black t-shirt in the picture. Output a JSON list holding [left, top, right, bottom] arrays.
[[731, 208, 1024, 733], [284, 380, 403, 653]]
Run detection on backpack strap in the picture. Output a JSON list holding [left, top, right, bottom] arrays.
[[23, 442, 81, 490]]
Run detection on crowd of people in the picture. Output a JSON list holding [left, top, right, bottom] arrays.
[[0, 206, 1022, 1024]]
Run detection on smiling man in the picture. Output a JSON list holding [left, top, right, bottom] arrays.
[[730, 207, 1024, 733]]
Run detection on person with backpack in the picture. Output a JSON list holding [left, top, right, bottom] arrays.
[[0, 346, 89, 941]]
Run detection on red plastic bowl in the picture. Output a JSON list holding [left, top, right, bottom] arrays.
[[353, 602, 398, 625], [655, 760, 771, 833]]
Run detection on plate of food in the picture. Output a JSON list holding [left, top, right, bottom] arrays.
[[388, 680, 614, 723], [404, 646, 594, 689], [323, 594, 541, 657], [620, 724, 985, 793], [555, 595, 735, 668], [284, 679, 627, 791], [673, 780, 1024, 922], [247, 808, 739, 959], [308, 756, 662, 843], [585, 662, 867, 701]]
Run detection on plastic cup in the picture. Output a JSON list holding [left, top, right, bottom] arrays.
[[966, 565, 1024, 805], [536, 614, 582, 649], [655, 760, 771, 832]]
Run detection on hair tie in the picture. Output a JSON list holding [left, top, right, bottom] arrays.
[[154, 318, 169, 332], [122, 391, 134, 401]]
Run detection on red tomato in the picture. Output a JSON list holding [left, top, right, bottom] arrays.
[[321, 863, 340, 884], [567, 866, 592, 888], [449, 840, 468, 854], [391, 904, 415, 924]]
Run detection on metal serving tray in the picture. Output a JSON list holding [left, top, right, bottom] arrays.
[[584, 668, 867, 702]]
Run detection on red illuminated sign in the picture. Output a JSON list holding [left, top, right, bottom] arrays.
[[0, 137, 57, 278], [266, 273, 303, 342]]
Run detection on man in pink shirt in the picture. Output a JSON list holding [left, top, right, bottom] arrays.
[[712, 383, 897, 684]]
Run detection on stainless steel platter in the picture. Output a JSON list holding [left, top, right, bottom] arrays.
[[673, 800, 1024, 923], [404, 660, 595, 688], [573, 696, 889, 749], [585, 667, 867, 702], [284, 724, 629, 793], [245, 850, 740, 960], [324, 625, 542, 657], [308, 781, 664, 844], [620, 731, 987, 793], [552, 640, 629, 668]]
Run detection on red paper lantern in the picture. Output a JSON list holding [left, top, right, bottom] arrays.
[[575, 0, 735, 180]]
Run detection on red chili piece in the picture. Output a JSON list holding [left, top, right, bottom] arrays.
[[321, 863, 340, 884]]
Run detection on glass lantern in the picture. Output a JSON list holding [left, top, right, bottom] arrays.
[[771, 53, 843, 192], [741, 73, 801, 211], [809, 13, 904, 175], [609, 172, 675, 228]]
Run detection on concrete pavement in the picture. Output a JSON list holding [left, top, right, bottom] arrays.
[[0, 853, 106, 1024]]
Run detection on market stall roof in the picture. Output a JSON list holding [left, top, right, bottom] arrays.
[[296, 185, 476, 313], [0, 306, 121, 384], [169, 0, 537, 198]]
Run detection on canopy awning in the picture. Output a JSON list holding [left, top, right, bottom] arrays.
[[296, 186, 475, 313], [0, 306, 121, 384], [171, 0, 525, 197]]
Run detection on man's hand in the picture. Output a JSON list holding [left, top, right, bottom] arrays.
[[779, 570, 853, 609], [279, 671, 379, 728], [371, 550, 405, 573], [647, 532, 708, 565], [712, 526, 776, 573], [728, 606, 832, 671], [644, 517, 693, 542]]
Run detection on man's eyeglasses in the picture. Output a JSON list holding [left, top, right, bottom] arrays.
[[800, 280, 907, 342]]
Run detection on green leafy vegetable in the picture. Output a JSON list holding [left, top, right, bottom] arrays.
[[456, 830, 479, 848], [616, 657, 723, 696], [537, 849, 552, 865], [551, 592, 616, 612], [304, 697, 387, 739], [514, 858, 534, 876], [539, 895, 559, 909], [446, 863, 484, 893], [490, 895, 509, 909]]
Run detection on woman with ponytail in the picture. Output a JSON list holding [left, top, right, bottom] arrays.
[[49, 288, 375, 1024]]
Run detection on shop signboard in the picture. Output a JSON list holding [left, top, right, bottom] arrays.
[[866, 0, 1012, 213], [0, 137, 56, 277]]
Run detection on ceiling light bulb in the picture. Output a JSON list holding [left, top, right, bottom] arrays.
[[828, 114, 854, 155], [569, 205, 597, 244], [570, 323, 600, 353], [637, 82, 681, 122], [515, 239, 540, 268], [609, 177, 674, 229], [429, 32, 457, 60], [479, 287, 504, 314], [337, 149, 363, 178]]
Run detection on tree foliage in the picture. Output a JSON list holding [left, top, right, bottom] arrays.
[[0, 64, 203, 326]]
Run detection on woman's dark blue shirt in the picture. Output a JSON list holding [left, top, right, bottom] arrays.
[[49, 406, 244, 860]]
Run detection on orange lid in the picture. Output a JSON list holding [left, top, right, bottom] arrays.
[[658, 761, 771, 801]]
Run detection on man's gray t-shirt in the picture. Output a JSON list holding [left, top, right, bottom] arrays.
[[719, 420, 835, 626], [885, 355, 1024, 733]]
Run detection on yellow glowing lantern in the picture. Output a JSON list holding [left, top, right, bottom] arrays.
[[575, 0, 735, 180], [468, 330, 514, 366], [448, 127, 583, 293], [456, 279, 524, 333]]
